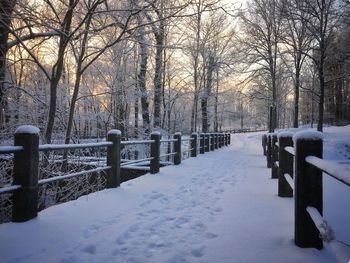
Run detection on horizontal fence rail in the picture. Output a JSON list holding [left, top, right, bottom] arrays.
[[38, 142, 113, 151], [306, 156, 350, 187], [38, 166, 112, 185], [0, 125, 231, 223], [224, 128, 267, 134], [262, 130, 349, 250], [0, 146, 24, 154]]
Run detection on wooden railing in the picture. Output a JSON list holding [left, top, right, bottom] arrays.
[[262, 131, 350, 249], [224, 128, 267, 134], [0, 125, 231, 223]]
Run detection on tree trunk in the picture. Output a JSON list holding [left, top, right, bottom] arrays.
[[317, 62, 325, 132], [153, 34, 164, 129], [45, 0, 76, 144], [0, 0, 16, 135], [214, 68, 219, 132], [136, 24, 150, 136], [293, 63, 300, 128], [201, 55, 214, 132]]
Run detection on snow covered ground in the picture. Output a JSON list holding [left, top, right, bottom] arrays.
[[0, 126, 349, 263]]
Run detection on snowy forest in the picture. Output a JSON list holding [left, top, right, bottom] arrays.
[[0, 0, 350, 143]]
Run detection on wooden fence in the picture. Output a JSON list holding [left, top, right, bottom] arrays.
[[0, 125, 231, 223], [262, 131, 350, 249], [223, 128, 267, 134]]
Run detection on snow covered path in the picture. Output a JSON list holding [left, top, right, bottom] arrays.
[[0, 131, 347, 263]]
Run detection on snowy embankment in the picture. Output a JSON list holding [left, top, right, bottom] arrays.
[[0, 126, 349, 263]]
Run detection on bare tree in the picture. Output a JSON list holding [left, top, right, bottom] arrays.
[[300, 0, 338, 131], [280, 0, 312, 128], [0, 0, 17, 129], [239, 0, 284, 131]]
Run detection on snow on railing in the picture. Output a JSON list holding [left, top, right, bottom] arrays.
[[121, 140, 154, 145], [0, 146, 24, 154], [1, 127, 231, 223], [38, 166, 111, 185], [283, 173, 294, 190], [0, 184, 21, 194], [121, 157, 154, 167], [38, 142, 112, 151], [285, 146, 295, 156], [306, 207, 335, 243], [306, 156, 350, 187], [263, 130, 349, 250]]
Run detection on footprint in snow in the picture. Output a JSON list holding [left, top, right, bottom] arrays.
[[191, 246, 205, 258], [83, 224, 100, 238], [191, 221, 206, 232], [148, 192, 164, 200], [204, 232, 218, 239], [174, 216, 190, 228], [82, 244, 97, 254]]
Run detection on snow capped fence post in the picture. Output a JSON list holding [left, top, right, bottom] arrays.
[[271, 133, 278, 179], [106, 130, 121, 188], [294, 131, 323, 249], [228, 133, 231, 145], [210, 134, 215, 151], [12, 125, 40, 222], [205, 134, 210, 152], [215, 133, 219, 149], [200, 133, 205, 154], [174, 132, 181, 165], [267, 133, 272, 168], [150, 132, 161, 173], [262, 134, 267, 156], [278, 132, 293, 197], [191, 133, 198, 157]]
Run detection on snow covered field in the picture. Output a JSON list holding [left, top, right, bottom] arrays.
[[0, 126, 349, 263]]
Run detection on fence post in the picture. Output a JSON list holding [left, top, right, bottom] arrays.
[[220, 134, 223, 147], [210, 133, 215, 151], [150, 132, 161, 173], [225, 134, 228, 146], [267, 133, 272, 168], [278, 132, 293, 197], [262, 134, 267, 156], [271, 133, 278, 179], [294, 131, 323, 249], [205, 133, 210, 152], [106, 130, 121, 188], [200, 133, 205, 154], [12, 125, 40, 222], [191, 133, 198, 157], [228, 133, 231, 145], [174, 132, 182, 165], [215, 133, 219, 149]]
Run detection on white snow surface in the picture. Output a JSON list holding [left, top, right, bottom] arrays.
[[1, 126, 350, 263], [293, 130, 323, 142], [277, 131, 294, 138], [15, 125, 40, 134], [151, 131, 161, 136], [107, 129, 121, 136]]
